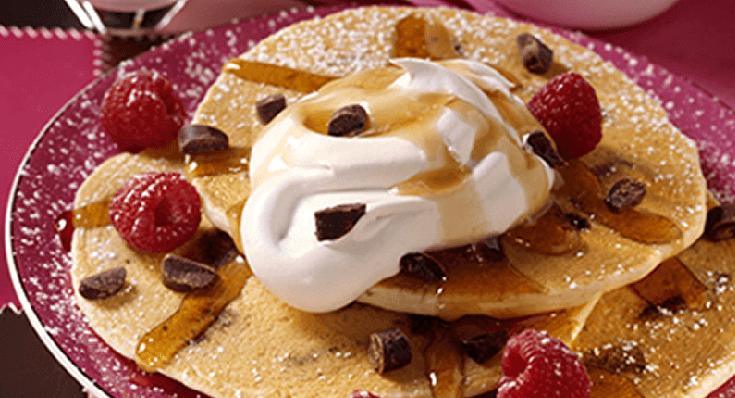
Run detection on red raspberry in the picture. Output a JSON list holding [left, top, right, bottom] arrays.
[[498, 330, 590, 398], [347, 391, 382, 398], [109, 171, 201, 253], [527, 72, 602, 160], [100, 70, 186, 152]]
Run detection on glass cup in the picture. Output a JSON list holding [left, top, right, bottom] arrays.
[[64, 0, 188, 36], [64, 0, 189, 72]]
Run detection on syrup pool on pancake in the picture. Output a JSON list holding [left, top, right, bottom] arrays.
[[56, 7, 724, 398], [242, 57, 558, 313]]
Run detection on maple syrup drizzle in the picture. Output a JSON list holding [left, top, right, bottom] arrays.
[[508, 305, 588, 345], [393, 15, 522, 90], [135, 255, 252, 373], [226, 199, 247, 253], [223, 59, 337, 93], [377, 200, 585, 319], [66, 18, 686, 394], [555, 160, 682, 243], [502, 204, 583, 255], [586, 367, 646, 398], [54, 200, 112, 251], [376, 244, 548, 320], [435, 257, 549, 320], [393, 14, 463, 61], [629, 256, 710, 312], [57, 197, 252, 373], [423, 327, 463, 398], [185, 146, 252, 178], [426, 304, 595, 397]]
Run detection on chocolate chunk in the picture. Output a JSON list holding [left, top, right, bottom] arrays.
[[178, 125, 229, 154], [565, 212, 590, 230], [605, 177, 646, 213], [704, 204, 735, 241], [524, 130, 565, 167], [314, 203, 366, 241], [516, 33, 554, 75], [185, 229, 239, 269], [79, 267, 126, 300], [256, 93, 288, 124], [400, 252, 447, 280], [161, 254, 217, 292], [585, 342, 647, 374], [460, 330, 510, 364], [327, 104, 369, 137], [368, 328, 413, 374]]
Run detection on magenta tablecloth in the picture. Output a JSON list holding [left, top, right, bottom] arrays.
[[1, 27, 98, 309], [2, 0, 734, 319], [2, 1, 734, 397]]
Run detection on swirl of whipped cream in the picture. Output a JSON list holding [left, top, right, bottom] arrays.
[[241, 58, 555, 313]]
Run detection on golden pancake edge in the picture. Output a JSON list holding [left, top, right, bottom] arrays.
[[67, 6, 734, 398]]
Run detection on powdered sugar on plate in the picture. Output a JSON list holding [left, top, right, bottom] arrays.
[[6, 5, 734, 398]]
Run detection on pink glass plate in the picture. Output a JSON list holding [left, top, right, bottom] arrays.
[[6, 4, 735, 398]]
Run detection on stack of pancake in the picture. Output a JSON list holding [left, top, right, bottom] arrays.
[[69, 7, 735, 398]]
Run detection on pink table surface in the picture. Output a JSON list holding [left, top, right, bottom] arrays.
[[1, 1, 734, 397], [2, 0, 734, 323], [1, 26, 99, 309]]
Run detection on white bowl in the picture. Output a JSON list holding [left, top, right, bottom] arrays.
[[493, 0, 681, 30]]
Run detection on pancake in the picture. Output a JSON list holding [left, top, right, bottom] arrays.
[[70, 149, 598, 398], [189, 6, 707, 319], [70, 153, 735, 398], [572, 198, 735, 398], [67, 6, 724, 398]]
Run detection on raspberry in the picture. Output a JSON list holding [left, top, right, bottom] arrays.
[[527, 72, 602, 160], [347, 391, 382, 398], [100, 70, 186, 152], [109, 171, 201, 253], [498, 330, 590, 398]]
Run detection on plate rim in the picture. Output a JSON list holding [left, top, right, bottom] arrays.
[[5, 66, 117, 398], [5, 4, 735, 398], [3, 5, 357, 397]]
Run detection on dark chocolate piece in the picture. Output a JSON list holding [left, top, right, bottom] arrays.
[[368, 328, 413, 374], [460, 330, 510, 364], [185, 228, 240, 269], [79, 267, 127, 300], [399, 252, 447, 280], [605, 177, 646, 213], [178, 125, 229, 154], [704, 204, 735, 241], [565, 212, 591, 230], [161, 254, 217, 292], [256, 93, 288, 125], [327, 104, 369, 137], [314, 203, 366, 241], [524, 130, 565, 167], [516, 33, 554, 75]]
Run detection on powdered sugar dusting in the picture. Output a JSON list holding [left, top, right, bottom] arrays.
[[6, 4, 734, 398]]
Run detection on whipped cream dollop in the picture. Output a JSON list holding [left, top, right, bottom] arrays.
[[241, 58, 555, 313]]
